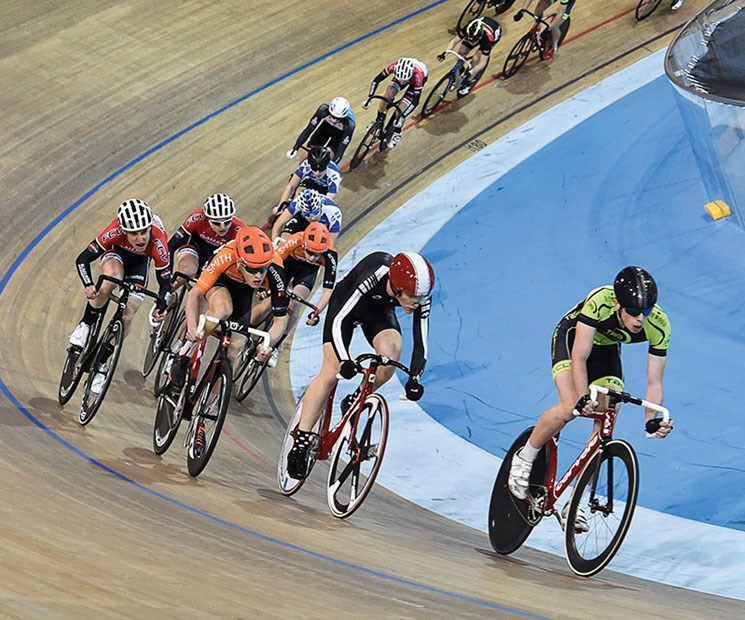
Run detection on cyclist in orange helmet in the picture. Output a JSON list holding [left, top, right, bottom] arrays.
[[169, 226, 289, 389]]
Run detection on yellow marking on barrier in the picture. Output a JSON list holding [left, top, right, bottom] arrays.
[[705, 200, 732, 221]]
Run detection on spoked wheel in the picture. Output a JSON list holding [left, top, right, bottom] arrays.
[[152, 386, 185, 455], [488, 427, 549, 554], [232, 336, 257, 382], [78, 321, 124, 426], [235, 356, 269, 402], [186, 359, 232, 477], [327, 393, 389, 518], [349, 121, 380, 170], [153, 315, 185, 397], [142, 293, 181, 378], [564, 439, 639, 577], [277, 399, 322, 496], [502, 33, 534, 79], [635, 0, 662, 20], [456, 0, 487, 36], [58, 346, 86, 405], [421, 73, 454, 117]]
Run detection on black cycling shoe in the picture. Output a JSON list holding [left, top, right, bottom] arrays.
[[169, 354, 190, 390], [286, 430, 319, 479], [341, 389, 360, 415]]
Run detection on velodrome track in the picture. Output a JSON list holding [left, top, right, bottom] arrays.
[[1, 2, 742, 618]]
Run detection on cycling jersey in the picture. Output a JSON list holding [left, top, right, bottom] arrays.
[[463, 16, 502, 54], [168, 209, 245, 269], [195, 239, 289, 319], [368, 59, 429, 114], [75, 216, 171, 297], [292, 160, 342, 196], [292, 102, 357, 164], [284, 194, 342, 235], [322, 251, 430, 379], [276, 231, 338, 291]]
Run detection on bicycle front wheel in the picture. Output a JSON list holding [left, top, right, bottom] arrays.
[[457, 0, 487, 36], [349, 122, 380, 170], [153, 314, 185, 396], [488, 427, 549, 554], [78, 321, 124, 426], [58, 346, 85, 405], [235, 356, 269, 402], [635, 0, 662, 20], [186, 359, 232, 477], [421, 73, 454, 117], [502, 33, 534, 79], [143, 293, 181, 378], [564, 439, 639, 577], [327, 393, 389, 518]]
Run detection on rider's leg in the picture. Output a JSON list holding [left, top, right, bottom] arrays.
[[369, 328, 403, 388], [297, 342, 341, 432], [173, 250, 199, 288]]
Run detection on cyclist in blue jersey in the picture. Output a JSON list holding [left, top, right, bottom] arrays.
[[271, 188, 342, 246], [286, 97, 356, 165], [514, 0, 575, 57], [272, 145, 342, 215]]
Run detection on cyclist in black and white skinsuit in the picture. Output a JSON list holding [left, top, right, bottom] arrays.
[[285, 251, 436, 479], [286, 97, 356, 165]]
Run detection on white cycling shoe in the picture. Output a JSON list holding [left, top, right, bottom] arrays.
[[69, 322, 90, 348], [508, 449, 533, 500], [562, 503, 590, 533]]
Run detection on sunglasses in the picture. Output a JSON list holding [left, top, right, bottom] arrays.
[[210, 219, 232, 228], [240, 263, 269, 275], [305, 249, 323, 258], [624, 307, 653, 317]]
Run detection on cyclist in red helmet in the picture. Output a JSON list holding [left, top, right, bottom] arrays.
[[169, 226, 289, 389], [284, 250, 435, 480]]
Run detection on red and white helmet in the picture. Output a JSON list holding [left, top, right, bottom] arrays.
[[389, 252, 435, 297]]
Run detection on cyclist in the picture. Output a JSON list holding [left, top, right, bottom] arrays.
[[267, 145, 342, 229], [438, 16, 503, 97], [251, 222, 338, 368], [167, 193, 245, 286], [271, 187, 342, 246], [508, 266, 675, 503], [284, 251, 435, 480], [68, 199, 171, 393], [514, 0, 574, 58], [362, 57, 428, 148], [286, 97, 356, 165], [169, 226, 289, 391]]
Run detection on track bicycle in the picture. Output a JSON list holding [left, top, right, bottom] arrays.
[[277, 353, 417, 518], [349, 94, 405, 170], [488, 385, 670, 577], [234, 290, 319, 402], [421, 50, 474, 117], [502, 10, 570, 79], [58, 274, 163, 426], [142, 271, 196, 396], [151, 314, 269, 477], [456, 0, 516, 36]]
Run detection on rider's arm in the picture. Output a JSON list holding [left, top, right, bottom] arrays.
[[183, 285, 205, 341], [409, 297, 431, 379], [569, 321, 596, 397], [278, 172, 302, 208], [368, 68, 389, 98], [266, 263, 290, 347], [271, 207, 293, 240], [292, 104, 325, 151], [74, 241, 105, 288], [644, 353, 666, 417], [167, 226, 191, 270]]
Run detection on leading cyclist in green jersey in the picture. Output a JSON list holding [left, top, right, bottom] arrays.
[[508, 266, 674, 500]]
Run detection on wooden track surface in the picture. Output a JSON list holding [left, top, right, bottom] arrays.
[[1, 1, 742, 618]]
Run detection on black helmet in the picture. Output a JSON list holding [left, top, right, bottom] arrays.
[[308, 145, 331, 172], [613, 266, 658, 309]]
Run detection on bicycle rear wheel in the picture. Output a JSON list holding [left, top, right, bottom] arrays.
[[78, 321, 124, 426], [58, 346, 85, 405], [152, 387, 185, 455], [488, 427, 549, 554], [232, 336, 257, 382], [153, 314, 185, 397], [457, 0, 487, 36], [421, 73, 455, 117], [349, 122, 380, 170], [502, 33, 534, 79], [635, 0, 662, 20], [564, 439, 639, 577], [142, 291, 181, 378], [186, 359, 232, 477], [327, 394, 389, 518], [235, 356, 269, 402]]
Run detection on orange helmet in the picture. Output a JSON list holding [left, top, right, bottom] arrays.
[[235, 226, 274, 269], [303, 222, 331, 254]]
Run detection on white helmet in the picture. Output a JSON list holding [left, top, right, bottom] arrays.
[[328, 96, 350, 119], [394, 58, 415, 82], [296, 188, 323, 219], [203, 192, 236, 220], [117, 198, 153, 232]]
